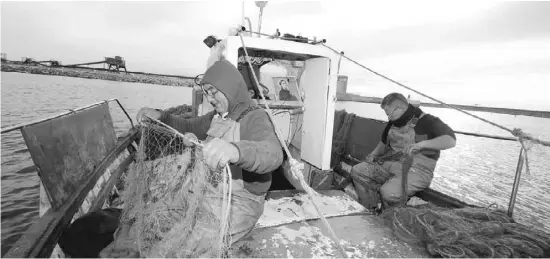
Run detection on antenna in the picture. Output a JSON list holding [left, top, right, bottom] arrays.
[[255, 1, 268, 37]]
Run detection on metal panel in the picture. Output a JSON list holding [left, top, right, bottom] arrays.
[[21, 103, 117, 210]]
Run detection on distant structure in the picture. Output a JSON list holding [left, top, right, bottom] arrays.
[[22, 57, 36, 64], [21, 57, 61, 67], [40, 60, 62, 67], [66, 56, 127, 73], [105, 56, 127, 72], [1, 53, 7, 62]]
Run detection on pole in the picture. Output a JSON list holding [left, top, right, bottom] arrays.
[[241, 0, 245, 29], [258, 7, 263, 37], [507, 148, 524, 218]]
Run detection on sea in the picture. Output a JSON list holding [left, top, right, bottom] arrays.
[[1, 72, 549, 255]]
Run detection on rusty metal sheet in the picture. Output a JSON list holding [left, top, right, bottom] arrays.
[[256, 190, 368, 229], [21, 103, 116, 210], [232, 213, 429, 258]]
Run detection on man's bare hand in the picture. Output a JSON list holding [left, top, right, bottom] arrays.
[[403, 141, 425, 156]]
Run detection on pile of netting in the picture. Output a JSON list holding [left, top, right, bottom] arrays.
[[118, 119, 232, 258], [383, 203, 550, 258]]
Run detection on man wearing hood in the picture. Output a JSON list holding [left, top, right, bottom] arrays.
[[126, 60, 283, 255], [346, 93, 456, 210]]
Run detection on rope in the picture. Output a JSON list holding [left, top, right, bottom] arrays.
[[321, 43, 550, 176], [240, 29, 550, 148], [237, 31, 349, 258], [142, 116, 233, 256]]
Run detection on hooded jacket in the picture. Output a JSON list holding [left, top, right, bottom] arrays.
[[159, 59, 283, 195]]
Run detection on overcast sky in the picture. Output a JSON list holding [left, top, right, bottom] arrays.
[[2, 1, 550, 109]]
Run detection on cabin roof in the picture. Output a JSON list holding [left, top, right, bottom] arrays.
[[224, 36, 338, 63]]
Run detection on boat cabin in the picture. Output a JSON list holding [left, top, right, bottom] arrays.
[[195, 35, 339, 175]]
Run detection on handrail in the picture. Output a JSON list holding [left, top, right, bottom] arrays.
[[508, 148, 525, 217], [336, 93, 550, 119], [362, 117, 517, 142], [1, 98, 134, 134], [453, 130, 516, 141]]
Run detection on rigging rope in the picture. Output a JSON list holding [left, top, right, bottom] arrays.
[[242, 30, 550, 149], [237, 30, 349, 258]]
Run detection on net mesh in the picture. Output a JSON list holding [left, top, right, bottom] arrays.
[[382, 204, 550, 258], [119, 119, 232, 258]]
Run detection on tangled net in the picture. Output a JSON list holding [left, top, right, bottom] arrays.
[[141, 105, 194, 161], [119, 118, 232, 258], [383, 204, 550, 258]]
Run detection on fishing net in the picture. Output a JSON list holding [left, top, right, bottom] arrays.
[[141, 105, 194, 161], [383, 204, 550, 258], [117, 119, 232, 258]]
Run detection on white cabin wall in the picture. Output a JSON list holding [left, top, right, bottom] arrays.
[[222, 36, 339, 173], [299, 57, 336, 170]]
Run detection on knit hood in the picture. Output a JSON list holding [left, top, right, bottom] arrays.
[[202, 59, 254, 120]]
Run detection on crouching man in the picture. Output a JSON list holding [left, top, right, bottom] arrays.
[[101, 59, 283, 257], [348, 93, 456, 210]]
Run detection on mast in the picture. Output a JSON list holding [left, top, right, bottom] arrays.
[[241, 0, 245, 29], [255, 1, 268, 38]]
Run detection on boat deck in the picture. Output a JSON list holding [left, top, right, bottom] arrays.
[[231, 190, 429, 258]]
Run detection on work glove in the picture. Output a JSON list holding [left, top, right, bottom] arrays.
[[182, 132, 199, 147], [202, 138, 240, 169]]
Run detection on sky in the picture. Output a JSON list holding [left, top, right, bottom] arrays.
[[1, 1, 550, 110]]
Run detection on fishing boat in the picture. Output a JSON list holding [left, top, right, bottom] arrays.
[[2, 3, 549, 258]]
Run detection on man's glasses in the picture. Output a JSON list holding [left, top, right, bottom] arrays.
[[193, 73, 218, 98], [194, 73, 204, 86]]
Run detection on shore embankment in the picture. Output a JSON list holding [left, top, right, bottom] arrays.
[[1, 63, 194, 87]]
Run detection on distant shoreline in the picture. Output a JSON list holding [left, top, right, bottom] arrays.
[[1, 63, 194, 87]]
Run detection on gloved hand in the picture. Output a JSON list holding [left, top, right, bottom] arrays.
[[136, 107, 162, 123], [182, 132, 199, 147], [202, 138, 240, 169]]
